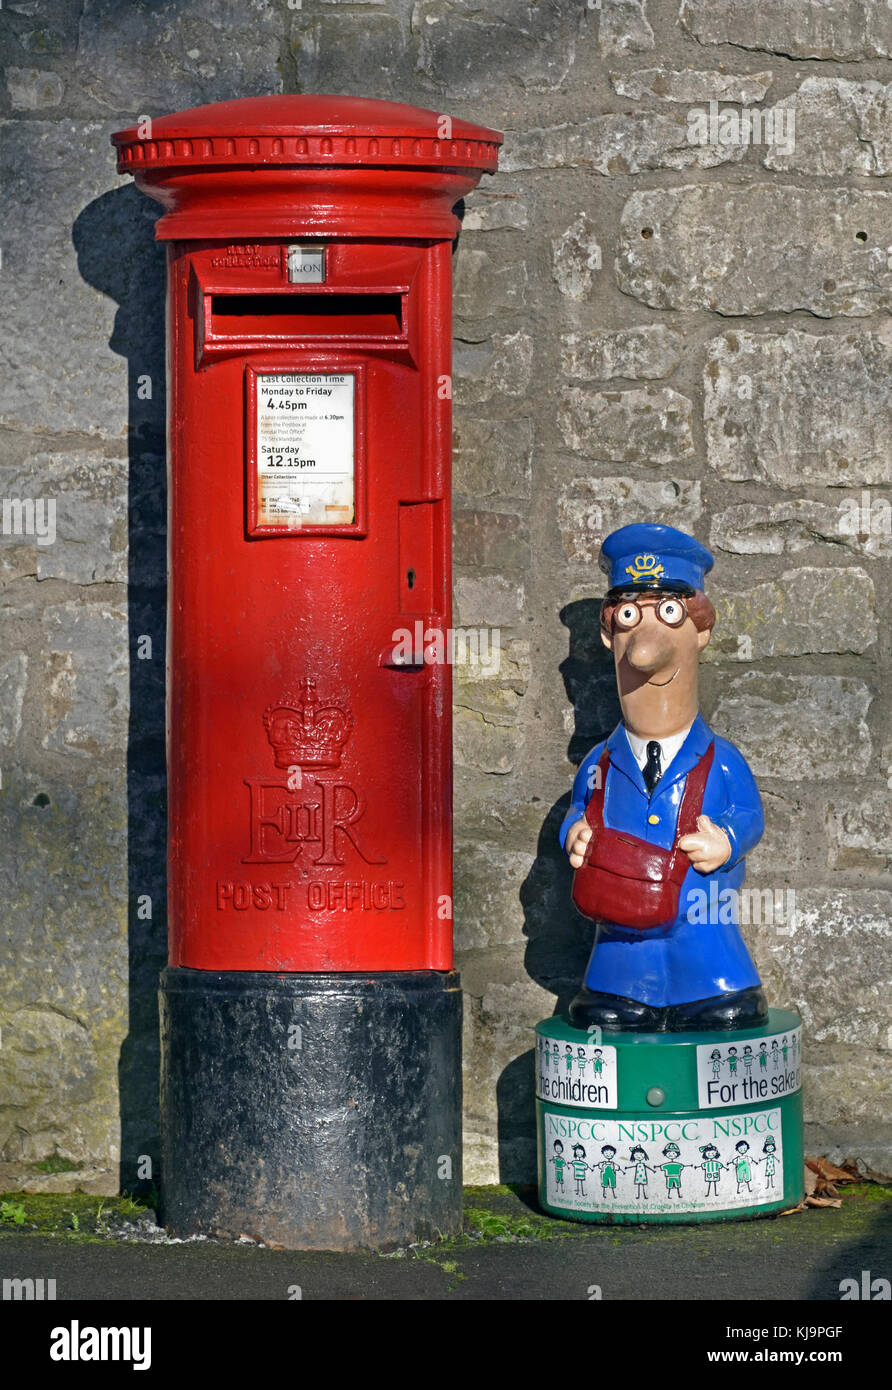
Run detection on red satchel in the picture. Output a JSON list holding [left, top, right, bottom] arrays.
[[571, 741, 715, 929]]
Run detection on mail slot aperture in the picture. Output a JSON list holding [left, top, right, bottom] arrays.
[[211, 291, 404, 337]]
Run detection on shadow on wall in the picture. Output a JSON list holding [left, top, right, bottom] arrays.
[[497, 598, 621, 1183], [73, 185, 168, 1196]]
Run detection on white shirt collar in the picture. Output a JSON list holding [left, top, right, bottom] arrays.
[[624, 721, 694, 774]]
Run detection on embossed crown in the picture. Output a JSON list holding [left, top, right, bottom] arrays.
[[263, 677, 352, 769]]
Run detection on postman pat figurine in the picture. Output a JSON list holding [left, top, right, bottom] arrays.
[[560, 523, 767, 1034]]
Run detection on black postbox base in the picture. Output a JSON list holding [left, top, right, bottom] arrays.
[[158, 966, 463, 1252]]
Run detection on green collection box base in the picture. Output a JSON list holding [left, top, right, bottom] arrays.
[[536, 1007, 803, 1225]]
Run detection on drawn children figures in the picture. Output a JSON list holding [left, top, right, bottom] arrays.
[[542, 1039, 551, 1075], [727, 1045, 738, 1077], [782, 1035, 789, 1067], [710, 1048, 722, 1080], [742, 1044, 754, 1077], [564, 1044, 574, 1073], [592, 1048, 605, 1078], [771, 1039, 780, 1071], [759, 1041, 768, 1072], [597, 1144, 619, 1199], [698, 1143, 725, 1197], [657, 1142, 689, 1199], [550, 1139, 567, 1192], [623, 1144, 655, 1200], [577, 1045, 588, 1077], [732, 1140, 753, 1194], [755, 1135, 778, 1190], [570, 1142, 589, 1196]]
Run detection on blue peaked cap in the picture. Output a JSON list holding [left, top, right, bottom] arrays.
[[599, 523, 714, 596]]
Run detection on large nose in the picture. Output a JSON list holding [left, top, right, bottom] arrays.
[[622, 609, 678, 672]]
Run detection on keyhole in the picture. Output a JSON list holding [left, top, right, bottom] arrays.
[[406, 568, 416, 590]]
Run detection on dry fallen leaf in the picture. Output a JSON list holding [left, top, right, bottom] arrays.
[[807, 1156, 856, 1185], [840, 1156, 892, 1187]]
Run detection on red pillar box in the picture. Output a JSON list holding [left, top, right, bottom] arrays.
[[112, 97, 500, 1250]]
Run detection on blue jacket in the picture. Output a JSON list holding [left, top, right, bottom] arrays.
[[559, 714, 764, 1006]]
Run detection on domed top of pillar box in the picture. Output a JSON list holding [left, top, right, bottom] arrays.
[[112, 94, 502, 242]]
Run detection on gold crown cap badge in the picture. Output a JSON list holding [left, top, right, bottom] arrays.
[[624, 553, 665, 582]]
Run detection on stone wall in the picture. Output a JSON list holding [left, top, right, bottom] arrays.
[[0, 0, 889, 1187]]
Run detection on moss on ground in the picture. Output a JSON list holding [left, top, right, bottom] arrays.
[[0, 1191, 154, 1242], [0, 1180, 888, 1254], [462, 1184, 583, 1243]]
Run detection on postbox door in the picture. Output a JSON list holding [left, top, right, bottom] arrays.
[[167, 240, 453, 972]]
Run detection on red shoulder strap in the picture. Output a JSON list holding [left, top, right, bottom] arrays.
[[583, 740, 715, 841], [583, 747, 612, 833], [675, 741, 715, 841]]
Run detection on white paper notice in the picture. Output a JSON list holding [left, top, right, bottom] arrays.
[[696, 1026, 802, 1109], [255, 372, 354, 527], [535, 1035, 618, 1110]]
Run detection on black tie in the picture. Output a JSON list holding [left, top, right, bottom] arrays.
[[644, 740, 662, 795]]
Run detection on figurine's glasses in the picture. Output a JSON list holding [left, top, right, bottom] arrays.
[[610, 596, 688, 632]]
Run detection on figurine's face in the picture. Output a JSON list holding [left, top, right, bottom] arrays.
[[600, 590, 712, 736], [601, 592, 710, 681]]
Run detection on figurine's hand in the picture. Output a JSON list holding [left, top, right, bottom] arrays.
[[677, 815, 732, 874], [566, 819, 593, 869]]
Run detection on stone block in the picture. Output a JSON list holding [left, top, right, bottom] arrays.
[[553, 213, 602, 300], [711, 673, 872, 781], [704, 331, 892, 486], [618, 185, 892, 316], [453, 416, 532, 499], [706, 567, 876, 660], [557, 476, 701, 565], [679, 0, 892, 61], [559, 387, 695, 462], [611, 67, 773, 105], [561, 325, 682, 380], [454, 333, 533, 405]]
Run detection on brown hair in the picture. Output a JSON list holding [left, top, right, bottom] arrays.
[[600, 589, 716, 639]]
